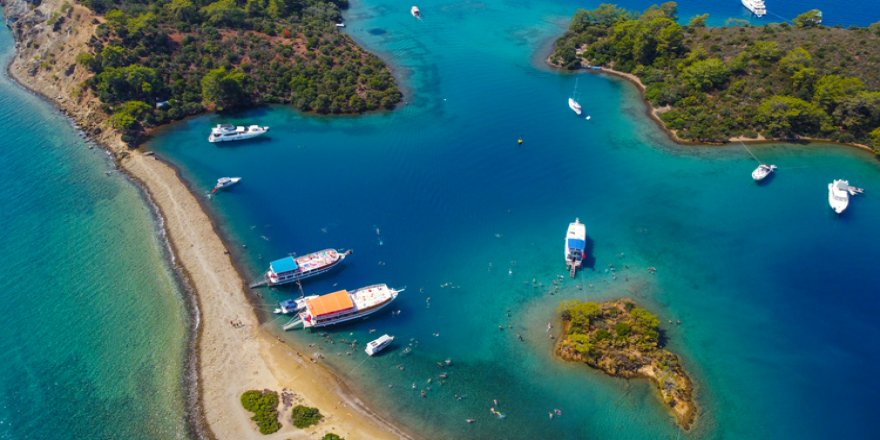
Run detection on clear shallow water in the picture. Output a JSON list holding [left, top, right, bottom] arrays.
[[149, 0, 880, 439], [0, 23, 190, 440]]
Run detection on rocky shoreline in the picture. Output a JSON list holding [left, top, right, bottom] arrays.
[[2, 1, 408, 438], [555, 299, 697, 430]]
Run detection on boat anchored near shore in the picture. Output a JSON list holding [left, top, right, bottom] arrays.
[[565, 218, 587, 278], [252, 249, 351, 287], [828, 179, 864, 214], [208, 124, 269, 143], [365, 334, 394, 356], [273, 295, 319, 314], [212, 176, 240, 192], [284, 284, 403, 330], [751, 164, 777, 181]]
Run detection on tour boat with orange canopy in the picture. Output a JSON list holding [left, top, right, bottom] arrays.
[[283, 284, 403, 330]]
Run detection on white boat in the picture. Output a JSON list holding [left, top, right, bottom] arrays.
[[208, 124, 269, 143], [411, 6, 421, 18], [751, 164, 777, 181], [212, 176, 241, 192], [365, 334, 394, 356], [262, 249, 351, 287], [273, 295, 319, 314], [565, 218, 587, 277], [568, 97, 582, 116], [828, 179, 850, 214], [741, 0, 767, 17], [286, 284, 403, 330]]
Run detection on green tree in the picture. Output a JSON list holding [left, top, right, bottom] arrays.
[[757, 95, 829, 137], [779, 47, 813, 74], [291, 405, 323, 429], [165, 0, 200, 23], [681, 58, 729, 91], [567, 333, 593, 355], [94, 65, 161, 104], [322, 434, 344, 440], [813, 75, 865, 113], [201, 67, 249, 110], [832, 91, 880, 133], [240, 390, 281, 434], [687, 13, 708, 28], [870, 126, 880, 148], [793, 9, 823, 28], [201, 0, 246, 26]]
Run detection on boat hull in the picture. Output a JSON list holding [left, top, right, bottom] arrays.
[[266, 257, 343, 286], [303, 296, 396, 328], [828, 183, 849, 214]]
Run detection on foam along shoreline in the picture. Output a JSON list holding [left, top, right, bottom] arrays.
[[1, 0, 409, 438], [546, 56, 878, 154]]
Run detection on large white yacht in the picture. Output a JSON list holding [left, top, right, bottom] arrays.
[[741, 0, 767, 17], [565, 218, 587, 277], [208, 124, 269, 143], [285, 284, 403, 329], [828, 179, 850, 214]]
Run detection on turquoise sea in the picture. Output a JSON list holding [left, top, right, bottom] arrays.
[[3, 0, 879, 439], [0, 21, 190, 440], [144, 1, 880, 439]]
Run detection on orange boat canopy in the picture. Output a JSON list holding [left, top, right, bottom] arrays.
[[306, 290, 354, 316]]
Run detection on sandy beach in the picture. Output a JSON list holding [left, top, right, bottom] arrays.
[[1, 0, 409, 438]]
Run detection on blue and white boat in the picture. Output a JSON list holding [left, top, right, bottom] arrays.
[[263, 249, 351, 287], [273, 295, 319, 314], [565, 218, 586, 277]]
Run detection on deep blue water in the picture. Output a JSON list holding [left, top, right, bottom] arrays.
[[148, 0, 880, 438], [0, 20, 189, 440]]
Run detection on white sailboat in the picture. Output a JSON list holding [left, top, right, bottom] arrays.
[[751, 164, 777, 181]]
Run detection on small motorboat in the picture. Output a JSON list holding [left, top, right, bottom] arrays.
[[751, 164, 777, 181], [365, 334, 394, 356], [411, 6, 421, 18], [272, 295, 319, 314], [213, 176, 241, 192]]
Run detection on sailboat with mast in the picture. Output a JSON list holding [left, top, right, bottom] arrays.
[[568, 78, 583, 116]]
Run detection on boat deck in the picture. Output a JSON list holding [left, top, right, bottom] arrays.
[[295, 249, 339, 271], [352, 285, 394, 310]]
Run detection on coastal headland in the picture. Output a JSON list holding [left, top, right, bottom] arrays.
[[555, 299, 696, 430], [548, 2, 880, 155], [1, 0, 408, 438]]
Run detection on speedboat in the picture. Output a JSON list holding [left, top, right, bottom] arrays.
[[565, 218, 587, 277], [411, 6, 421, 18], [568, 97, 582, 116], [213, 176, 241, 192], [365, 334, 394, 356], [828, 179, 850, 214], [751, 164, 777, 181], [273, 295, 319, 314], [208, 124, 269, 143]]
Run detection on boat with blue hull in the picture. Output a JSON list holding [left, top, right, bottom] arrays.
[[257, 249, 351, 287]]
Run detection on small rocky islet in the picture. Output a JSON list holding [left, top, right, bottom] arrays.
[[555, 299, 696, 429]]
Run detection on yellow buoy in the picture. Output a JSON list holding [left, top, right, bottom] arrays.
[[517, 138, 523, 145]]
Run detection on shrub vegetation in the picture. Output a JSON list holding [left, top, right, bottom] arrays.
[[291, 404, 323, 428], [240, 390, 281, 434], [550, 2, 880, 153]]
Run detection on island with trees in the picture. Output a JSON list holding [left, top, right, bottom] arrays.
[[549, 3, 880, 155], [45, 0, 402, 141], [555, 299, 696, 429]]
